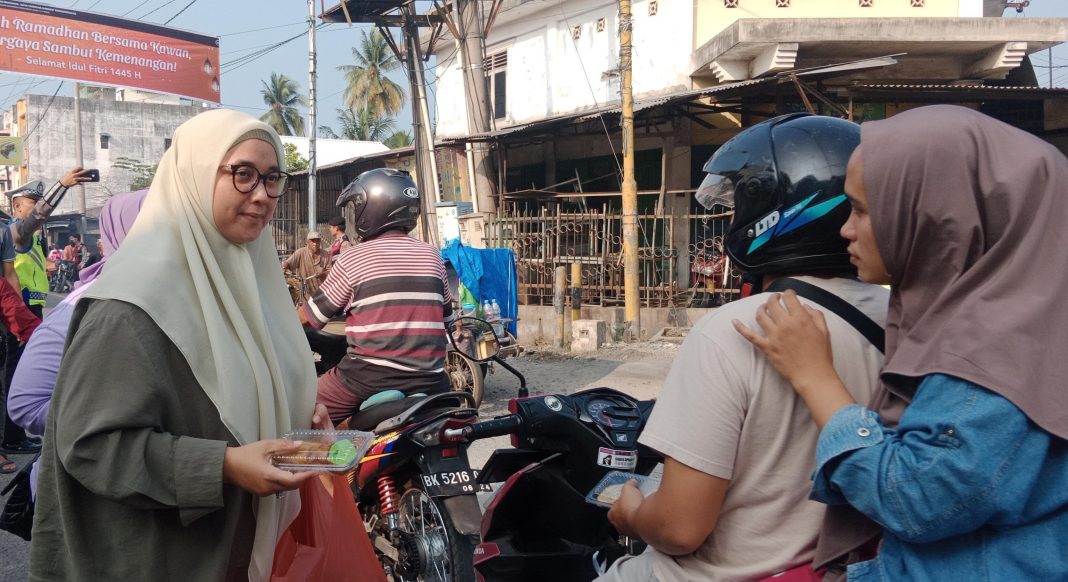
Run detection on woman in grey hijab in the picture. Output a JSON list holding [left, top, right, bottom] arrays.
[[736, 105, 1068, 581]]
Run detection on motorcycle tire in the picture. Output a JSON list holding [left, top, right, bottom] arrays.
[[446, 351, 484, 409], [373, 485, 477, 582]]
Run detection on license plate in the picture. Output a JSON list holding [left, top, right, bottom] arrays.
[[420, 469, 493, 497]]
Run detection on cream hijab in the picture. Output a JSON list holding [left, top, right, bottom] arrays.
[[83, 109, 316, 581]]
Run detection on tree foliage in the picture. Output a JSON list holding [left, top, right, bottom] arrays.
[[318, 107, 397, 142], [338, 30, 405, 117], [385, 129, 413, 149], [113, 157, 157, 190], [260, 73, 307, 136], [283, 142, 308, 172]]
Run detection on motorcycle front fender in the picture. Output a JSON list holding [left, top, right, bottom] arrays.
[[442, 494, 482, 536]]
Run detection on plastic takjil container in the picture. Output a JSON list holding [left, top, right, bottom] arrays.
[[271, 429, 375, 473], [585, 470, 662, 508]]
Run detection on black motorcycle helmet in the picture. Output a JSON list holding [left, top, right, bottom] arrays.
[[696, 113, 859, 278], [336, 168, 421, 241]]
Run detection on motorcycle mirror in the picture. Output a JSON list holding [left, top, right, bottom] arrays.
[[448, 316, 500, 362]]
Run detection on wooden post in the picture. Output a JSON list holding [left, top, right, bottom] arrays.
[[554, 266, 567, 348], [571, 262, 582, 323]]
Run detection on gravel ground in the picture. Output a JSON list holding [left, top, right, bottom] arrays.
[[0, 338, 680, 580]]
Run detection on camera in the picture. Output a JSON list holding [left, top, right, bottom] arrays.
[[84, 169, 100, 182]]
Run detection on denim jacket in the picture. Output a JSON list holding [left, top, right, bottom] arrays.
[[813, 374, 1068, 581]]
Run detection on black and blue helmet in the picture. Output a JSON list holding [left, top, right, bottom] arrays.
[[696, 113, 859, 276]]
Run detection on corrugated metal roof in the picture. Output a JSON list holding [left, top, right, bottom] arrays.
[[854, 84, 1068, 92], [445, 78, 775, 143]]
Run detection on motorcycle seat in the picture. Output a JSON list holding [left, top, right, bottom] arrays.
[[348, 397, 421, 432]]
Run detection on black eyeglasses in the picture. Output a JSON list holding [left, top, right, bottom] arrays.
[[220, 164, 291, 198]]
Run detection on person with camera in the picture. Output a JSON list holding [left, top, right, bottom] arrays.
[[1, 169, 94, 460]]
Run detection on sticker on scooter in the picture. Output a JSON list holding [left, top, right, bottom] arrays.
[[596, 447, 637, 470]]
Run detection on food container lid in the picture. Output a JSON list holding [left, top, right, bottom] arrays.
[[271, 429, 375, 473], [585, 470, 662, 509]]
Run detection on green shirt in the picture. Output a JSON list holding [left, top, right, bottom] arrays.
[[30, 299, 256, 582]]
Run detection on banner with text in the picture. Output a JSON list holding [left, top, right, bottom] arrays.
[[0, 0, 220, 102]]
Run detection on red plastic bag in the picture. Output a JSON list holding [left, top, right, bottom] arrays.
[[271, 474, 386, 582]]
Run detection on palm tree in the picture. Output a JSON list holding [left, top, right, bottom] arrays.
[[385, 129, 413, 149], [338, 30, 405, 117], [319, 107, 397, 142], [260, 73, 306, 136]]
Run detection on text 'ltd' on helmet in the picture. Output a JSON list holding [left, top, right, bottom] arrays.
[[336, 168, 421, 241], [696, 113, 860, 276]]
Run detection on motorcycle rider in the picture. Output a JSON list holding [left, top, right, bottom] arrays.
[[599, 115, 888, 581], [298, 168, 455, 423]]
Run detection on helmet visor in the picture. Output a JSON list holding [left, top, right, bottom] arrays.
[[695, 173, 734, 210]]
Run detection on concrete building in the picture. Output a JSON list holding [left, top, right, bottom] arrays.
[[280, 136, 389, 167], [6, 93, 203, 213], [421, 0, 1068, 315]]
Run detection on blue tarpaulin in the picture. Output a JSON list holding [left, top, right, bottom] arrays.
[[441, 240, 518, 336]]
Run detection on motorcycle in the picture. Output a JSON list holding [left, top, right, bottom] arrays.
[[49, 259, 76, 293], [443, 322, 661, 582], [303, 317, 522, 582]]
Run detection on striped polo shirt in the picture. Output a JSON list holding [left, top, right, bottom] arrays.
[[303, 231, 454, 398]]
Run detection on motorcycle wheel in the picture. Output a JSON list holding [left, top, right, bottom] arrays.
[[388, 487, 476, 582], [446, 351, 483, 408]]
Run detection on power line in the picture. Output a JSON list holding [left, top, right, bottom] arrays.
[[163, 0, 196, 24], [121, 0, 153, 17], [219, 21, 306, 37], [138, 0, 179, 19], [220, 28, 316, 72], [21, 82, 65, 143], [557, 0, 622, 177]]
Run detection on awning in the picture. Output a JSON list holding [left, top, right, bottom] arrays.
[[441, 77, 777, 144], [841, 84, 1068, 101]]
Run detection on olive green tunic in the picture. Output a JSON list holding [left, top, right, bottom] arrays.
[[30, 299, 257, 582]]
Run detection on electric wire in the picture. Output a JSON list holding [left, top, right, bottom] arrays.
[[138, 0, 180, 20], [163, 0, 196, 24], [20, 82, 65, 143]]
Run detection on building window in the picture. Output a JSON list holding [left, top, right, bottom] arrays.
[[164, 137, 172, 150], [724, 0, 738, 6], [776, 0, 790, 6], [911, 0, 924, 5], [859, 0, 873, 6], [484, 52, 508, 120], [648, 0, 658, 15], [99, 133, 110, 149]]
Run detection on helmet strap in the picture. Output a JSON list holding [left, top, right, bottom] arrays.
[[740, 272, 762, 298]]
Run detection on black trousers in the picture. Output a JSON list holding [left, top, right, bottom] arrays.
[[1, 332, 27, 448]]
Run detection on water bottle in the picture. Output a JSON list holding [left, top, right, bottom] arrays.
[[489, 299, 504, 337]]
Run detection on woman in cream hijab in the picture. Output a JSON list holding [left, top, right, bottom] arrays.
[[29, 109, 327, 582]]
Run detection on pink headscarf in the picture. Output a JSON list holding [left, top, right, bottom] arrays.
[[74, 189, 148, 288]]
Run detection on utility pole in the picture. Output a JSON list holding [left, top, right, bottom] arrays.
[[72, 82, 86, 214], [307, 0, 318, 233], [619, 0, 640, 339], [400, 5, 439, 246], [1049, 47, 1054, 88], [454, 0, 497, 214]]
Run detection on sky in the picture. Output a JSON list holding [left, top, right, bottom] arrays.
[[1, 0, 1068, 136]]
